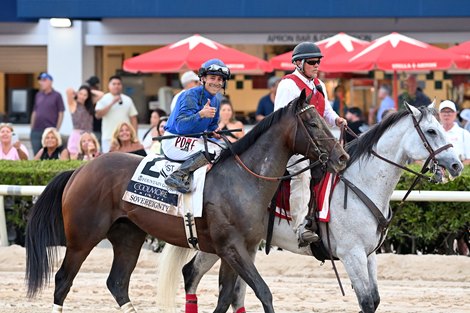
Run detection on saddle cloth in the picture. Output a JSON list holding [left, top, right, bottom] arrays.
[[122, 155, 206, 217], [274, 172, 339, 222]]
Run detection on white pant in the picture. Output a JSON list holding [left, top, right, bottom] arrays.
[[161, 131, 221, 161], [287, 154, 311, 231], [101, 138, 112, 153]]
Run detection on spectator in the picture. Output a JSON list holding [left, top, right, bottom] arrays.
[[109, 122, 146, 156], [143, 113, 168, 155], [95, 75, 138, 152], [344, 107, 369, 143], [331, 85, 346, 116], [142, 109, 167, 151], [0, 123, 29, 160], [398, 74, 431, 109], [459, 108, 470, 132], [65, 85, 94, 158], [376, 85, 395, 123], [34, 127, 70, 160], [170, 71, 201, 112], [218, 98, 245, 143], [85, 76, 105, 143], [73, 131, 101, 161], [438, 100, 470, 165], [30, 72, 65, 154], [256, 76, 281, 121]]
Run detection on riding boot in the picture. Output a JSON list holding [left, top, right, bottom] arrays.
[[165, 152, 210, 193], [297, 219, 320, 247]]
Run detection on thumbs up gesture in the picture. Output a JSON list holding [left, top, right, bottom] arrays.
[[199, 99, 216, 118]]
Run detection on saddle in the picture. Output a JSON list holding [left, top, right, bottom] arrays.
[[266, 166, 338, 262]]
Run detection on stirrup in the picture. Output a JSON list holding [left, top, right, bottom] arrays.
[[298, 229, 320, 247]]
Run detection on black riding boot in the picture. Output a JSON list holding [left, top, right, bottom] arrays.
[[165, 152, 210, 193]]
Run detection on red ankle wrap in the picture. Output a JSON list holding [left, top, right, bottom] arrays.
[[185, 294, 198, 313]]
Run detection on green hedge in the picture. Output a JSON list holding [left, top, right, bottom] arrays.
[[0, 160, 84, 185], [387, 165, 470, 254], [0, 160, 84, 246], [0, 161, 468, 254]]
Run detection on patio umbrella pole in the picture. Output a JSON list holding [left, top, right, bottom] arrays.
[[393, 70, 398, 110]]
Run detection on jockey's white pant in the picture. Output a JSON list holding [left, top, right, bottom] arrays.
[[287, 154, 311, 231], [161, 131, 221, 161]]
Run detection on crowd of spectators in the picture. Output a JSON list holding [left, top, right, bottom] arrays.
[[1, 71, 469, 166]]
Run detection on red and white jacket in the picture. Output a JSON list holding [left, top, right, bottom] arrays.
[[274, 69, 338, 127]]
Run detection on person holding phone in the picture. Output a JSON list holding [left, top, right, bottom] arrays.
[[0, 123, 29, 160], [95, 75, 138, 152]]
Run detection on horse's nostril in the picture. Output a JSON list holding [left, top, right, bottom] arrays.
[[451, 163, 462, 172], [340, 153, 350, 163]]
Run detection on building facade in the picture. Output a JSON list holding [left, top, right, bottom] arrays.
[[1, 0, 469, 132]]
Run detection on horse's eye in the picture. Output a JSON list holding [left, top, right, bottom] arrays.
[[308, 121, 318, 128], [426, 129, 437, 136]]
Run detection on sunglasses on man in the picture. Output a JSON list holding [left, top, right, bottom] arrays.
[[305, 59, 321, 66]]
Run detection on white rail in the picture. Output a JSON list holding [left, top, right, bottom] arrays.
[[0, 185, 469, 246]]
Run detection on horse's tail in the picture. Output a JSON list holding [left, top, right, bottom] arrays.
[[25, 170, 75, 298], [156, 244, 195, 312]]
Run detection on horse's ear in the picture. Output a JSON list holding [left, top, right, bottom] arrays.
[[428, 98, 436, 110], [404, 101, 420, 117], [306, 91, 313, 104], [297, 89, 307, 109]]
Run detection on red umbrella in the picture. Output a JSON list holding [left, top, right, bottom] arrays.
[[447, 41, 470, 69], [269, 32, 369, 72], [123, 34, 272, 74], [327, 32, 464, 107]]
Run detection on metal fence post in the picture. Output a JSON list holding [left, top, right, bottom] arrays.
[[0, 196, 8, 247]]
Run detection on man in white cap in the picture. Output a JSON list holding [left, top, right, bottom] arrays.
[[170, 71, 200, 112], [438, 100, 470, 165]]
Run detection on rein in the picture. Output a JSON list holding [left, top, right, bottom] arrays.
[[320, 108, 453, 296], [227, 104, 334, 182]]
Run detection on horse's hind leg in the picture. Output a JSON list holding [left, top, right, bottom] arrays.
[[106, 219, 146, 313], [213, 260, 239, 313], [218, 242, 274, 313], [182, 251, 219, 312], [367, 253, 380, 311], [53, 245, 98, 309]]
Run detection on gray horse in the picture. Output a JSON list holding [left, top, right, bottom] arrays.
[[157, 102, 463, 313]]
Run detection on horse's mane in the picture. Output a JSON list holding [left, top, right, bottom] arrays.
[[217, 103, 294, 162], [346, 106, 433, 165]]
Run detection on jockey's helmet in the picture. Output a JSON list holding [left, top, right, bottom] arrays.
[[292, 42, 323, 62], [198, 59, 231, 81]]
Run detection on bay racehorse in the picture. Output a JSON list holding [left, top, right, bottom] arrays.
[[156, 102, 463, 313], [25, 90, 349, 313]]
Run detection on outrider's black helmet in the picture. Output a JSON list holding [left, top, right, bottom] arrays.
[[291, 42, 323, 62]]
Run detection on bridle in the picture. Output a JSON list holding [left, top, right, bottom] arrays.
[[339, 106, 453, 253], [227, 104, 339, 182], [366, 106, 452, 202]]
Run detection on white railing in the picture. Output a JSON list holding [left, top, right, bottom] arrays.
[[0, 185, 45, 247], [0, 185, 469, 247]]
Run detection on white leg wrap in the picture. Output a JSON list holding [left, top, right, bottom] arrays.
[[51, 304, 63, 313], [121, 302, 137, 313]]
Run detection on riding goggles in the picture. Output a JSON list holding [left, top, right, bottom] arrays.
[[205, 64, 231, 77]]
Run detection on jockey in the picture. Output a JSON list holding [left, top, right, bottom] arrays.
[[162, 59, 230, 193], [274, 42, 347, 246]]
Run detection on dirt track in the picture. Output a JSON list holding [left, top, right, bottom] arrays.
[[0, 245, 469, 313]]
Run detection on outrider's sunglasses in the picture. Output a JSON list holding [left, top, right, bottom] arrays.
[[305, 59, 321, 66]]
